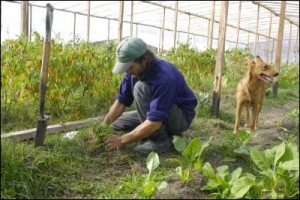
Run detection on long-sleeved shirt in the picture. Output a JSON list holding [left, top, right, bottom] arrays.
[[116, 58, 198, 126]]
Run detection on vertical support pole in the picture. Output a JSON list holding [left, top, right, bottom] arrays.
[[211, 1, 229, 117], [173, 1, 178, 48], [208, 1, 215, 49], [130, 1, 134, 37], [21, 1, 29, 40], [107, 19, 110, 44], [159, 7, 166, 53], [286, 23, 292, 64], [118, 1, 124, 42], [247, 31, 250, 48], [267, 12, 272, 62], [271, 38, 275, 62], [187, 14, 190, 44], [272, 1, 286, 97], [235, 1, 242, 48], [73, 13, 76, 47], [87, 1, 91, 43], [254, 5, 260, 55], [29, 5, 32, 42], [295, 28, 299, 63]]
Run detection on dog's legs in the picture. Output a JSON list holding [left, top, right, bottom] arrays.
[[251, 105, 260, 132], [234, 103, 242, 134], [254, 104, 262, 130], [244, 105, 249, 128]]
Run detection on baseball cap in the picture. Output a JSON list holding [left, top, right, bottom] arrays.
[[112, 37, 147, 74]]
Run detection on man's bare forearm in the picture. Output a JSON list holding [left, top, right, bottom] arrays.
[[120, 120, 162, 145], [102, 100, 126, 126]]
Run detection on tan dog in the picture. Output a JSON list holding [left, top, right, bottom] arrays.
[[233, 56, 279, 133]]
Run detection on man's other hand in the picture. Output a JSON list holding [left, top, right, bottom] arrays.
[[104, 134, 124, 150]]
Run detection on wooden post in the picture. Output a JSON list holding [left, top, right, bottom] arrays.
[[130, 1, 134, 37], [286, 23, 292, 64], [272, 1, 286, 97], [20, 1, 29, 40], [208, 1, 215, 49], [254, 4, 260, 55], [118, 1, 124, 42], [73, 13, 76, 47], [187, 14, 190, 44], [211, 1, 229, 117], [29, 5, 32, 42], [107, 19, 110, 44], [159, 7, 166, 52], [173, 1, 178, 48], [235, 1, 242, 48], [267, 12, 272, 62], [87, 1, 90, 43]]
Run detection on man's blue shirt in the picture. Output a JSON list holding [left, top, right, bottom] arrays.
[[116, 58, 198, 126]]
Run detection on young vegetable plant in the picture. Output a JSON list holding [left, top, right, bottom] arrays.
[[221, 130, 257, 161], [201, 162, 256, 199], [172, 136, 212, 184], [141, 151, 168, 199], [249, 141, 299, 199]]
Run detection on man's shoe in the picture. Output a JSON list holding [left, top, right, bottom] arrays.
[[134, 139, 171, 155]]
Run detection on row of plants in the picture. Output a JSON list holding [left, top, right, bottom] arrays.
[[125, 132, 299, 199], [1, 32, 120, 132]]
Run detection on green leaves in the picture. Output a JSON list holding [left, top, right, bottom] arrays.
[[172, 135, 186, 152], [141, 152, 167, 199], [202, 162, 255, 199], [175, 166, 195, 184], [249, 141, 299, 198], [250, 148, 270, 171], [230, 176, 255, 199], [172, 136, 212, 184], [146, 151, 159, 179]]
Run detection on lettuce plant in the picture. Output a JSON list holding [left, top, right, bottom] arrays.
[[249, 141, 299, 198], [201, 162, 256, 199], [172, 136, 212, 184]]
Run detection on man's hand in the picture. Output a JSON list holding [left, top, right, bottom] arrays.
[[104, 134, 124, 150]]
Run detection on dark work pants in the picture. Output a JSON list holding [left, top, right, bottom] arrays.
[[112, 81, 189, 142]]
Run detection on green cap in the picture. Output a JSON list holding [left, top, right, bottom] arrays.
[[113, 37, 147, 74]]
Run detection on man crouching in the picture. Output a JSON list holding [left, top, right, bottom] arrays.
[[103, 37, 198, 155]]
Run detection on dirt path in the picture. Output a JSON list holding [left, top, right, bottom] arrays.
[[250, 98, 299, 147]]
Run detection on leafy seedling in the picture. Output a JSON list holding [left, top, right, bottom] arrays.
[[201, 162, 256, 199], [141, 151, 168, 199], [171, 136, 212, 184], [249, 141, 299, 199]]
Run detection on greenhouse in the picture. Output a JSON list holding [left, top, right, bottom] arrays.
[[1, 1, 299, 199]]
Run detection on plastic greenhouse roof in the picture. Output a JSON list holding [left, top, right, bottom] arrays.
[[11, 1, 300, 44]]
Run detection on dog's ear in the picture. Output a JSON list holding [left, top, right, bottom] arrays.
[[246, 58, 255, 66], [255, 55, 263, 63]]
